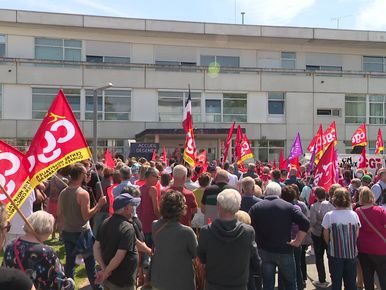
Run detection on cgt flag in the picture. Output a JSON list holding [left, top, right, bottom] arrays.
[[24, 90, 91, 188], [237, 134, 254, 165], [104, 149, 115, 168], [0, 140, 33, 220], [322, 121, 338, 149], [223, 122, 235, 163], [288, 133, 303, 163], [313, 142, 336, 191], [375, 128, 384, 154], [308, 124, 324, 164], [358, 147, 367, 169], [351, 124, 367, 154]]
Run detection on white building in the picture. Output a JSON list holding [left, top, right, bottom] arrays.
[[0, 9, 386, 161]]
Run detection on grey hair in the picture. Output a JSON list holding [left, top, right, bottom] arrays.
[[120, 166, 132, 180], [24, 210, 54, 236], [217, 189, 241, 214], [173, 165, 187, 180], [241, 177, 255, 194], [265, 182, 282, 196]]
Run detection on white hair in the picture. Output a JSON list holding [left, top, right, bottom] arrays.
[[24, 210, 54, 235], [217, 189, 241, 214], [265, 182, 282, 196], [173, 164, 187, 179]]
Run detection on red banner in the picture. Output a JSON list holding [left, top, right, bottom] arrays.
[[314, 143, 336, 191], [237, 134, 254, 165], [223, 122, 235, 163], [322, 121, 337, 149], [104, 149, 115, 168], [235, 125, 243, 162], [358, 147, 367, 169], [183, 129, 196, 168], [351, 124, 367, 148], [0, 140, 33, 220], [375, 128, 384, 154], [24, 90, 91, 188]]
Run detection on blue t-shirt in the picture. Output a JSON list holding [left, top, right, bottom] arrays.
[[240, 195, 262, 213]]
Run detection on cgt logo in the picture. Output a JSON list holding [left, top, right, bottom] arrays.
[[352, 130, 366, 145], [185, 131, 195, 155], [240, 141, 250, 157], [0, 152, 21, 200], [27, 114, 75, 172]]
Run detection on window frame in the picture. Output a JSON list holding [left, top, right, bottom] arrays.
[[344, 95, 367, 124], [158, 91, 201, 122], [35, 37, 82, 62], [268, 92, 285, 115], [281, 52, 296, 69]]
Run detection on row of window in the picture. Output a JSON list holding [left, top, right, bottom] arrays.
[[2, 36, 386, 72], [345, 95, 386, 124]]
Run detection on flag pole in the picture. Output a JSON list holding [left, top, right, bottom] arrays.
[[0, 185, 38, 238], [90, 159, 104, 197]]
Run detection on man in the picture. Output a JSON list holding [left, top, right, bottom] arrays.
[[113, 166, 134, 197], [58, 163, 106, 290], [371, 167, 386, 204], [94, 193, 140, 290], [184, 167, 199, 191], [198, 189, 258, 290], [224, 162, 239, 187], [201, 169, 234, 223], [259, 166, 271, 183], [167, 165, 198, 226], [271, 169, 285, 187], [249, 182, 310, 290], [240, 163, 259, 179], [284, 168, 304, 191], [240, 177, 262, 212]]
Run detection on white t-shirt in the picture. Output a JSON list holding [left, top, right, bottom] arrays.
[[322, 209, 361, 229], [9, 191, 35, 235], [227, 173, 239, 187]]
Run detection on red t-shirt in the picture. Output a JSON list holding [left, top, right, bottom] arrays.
[[167, 186, 198, 227], [355, 206, 386, 255]]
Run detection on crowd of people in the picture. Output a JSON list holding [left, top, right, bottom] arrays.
[[0, 154, 386, 290]]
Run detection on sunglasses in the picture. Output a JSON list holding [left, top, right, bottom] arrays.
[[1, 221, 11, 233]]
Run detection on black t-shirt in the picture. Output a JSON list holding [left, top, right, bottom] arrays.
[[0, 267, 33, 290], [96, 214, 138, 287]]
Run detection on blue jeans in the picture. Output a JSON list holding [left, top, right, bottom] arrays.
[[328, 256, 357, 290], [62, 230, 102, 290], [260, 249, 297, 290]]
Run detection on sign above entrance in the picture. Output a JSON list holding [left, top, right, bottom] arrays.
[[129, 143, 159, 160]]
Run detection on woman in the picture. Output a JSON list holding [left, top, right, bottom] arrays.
[[4, 210, 74, 290], [192, 172, 211, 230], [355, 187, 386, 290], [151, 190, 198, 290], [322, 188, 361, 290], [0, 204, 36, 290]]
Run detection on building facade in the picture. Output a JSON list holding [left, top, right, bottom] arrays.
[[0, 9, 386, 161]]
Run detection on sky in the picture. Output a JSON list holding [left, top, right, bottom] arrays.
[[0, 0, 386, 31]]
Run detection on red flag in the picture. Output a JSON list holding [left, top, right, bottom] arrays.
[[0, 140, 33, 220], [183, 130, 196, 168], [162, 146, 167, 164], [235, 125, 243, 162], [375, 128, 384, 154], [237, 134, 254, 165], [322, 121, 337, 149], [104, 149, 115, 168], [351, 124, 367, 148], [313, 143, 336, 191], [223, 122, 235, 163], [182, 88, 193, 133], [279, 149, 286, 170], [358, 147, 367, 169], [151, 149, 157, 161], [273, 160, 277, 169], [308, 124, 324, 163], [197, 150, 207, 165], [24, 90, 91, 188]]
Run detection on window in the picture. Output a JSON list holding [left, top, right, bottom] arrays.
[[345, 95, 366, 124], [363, 56, 384, 72], [158, 91, 201, 122], [85, 90, 131, 121], [306, 65, 342, 71], [317, 109, 341, 116], [281, 52, 296, 69], [251, 140, 285, 162], [369, 95, 386, 124], [205, 100, 221, 122], [268, 92, 285, 115], [86, 55, 130, 64], [155, 60, 196, 72], [200, 55, 240, 70], [0, 84, 2, 119], [32, 88, 80, 119], [87, 138, 127, 158], [223, 94, 247, 122], [0, 35, 5, 57], [35, 38, 82, 61]]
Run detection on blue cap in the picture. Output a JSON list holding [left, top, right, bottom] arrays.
[[113, 193, 141, 211]]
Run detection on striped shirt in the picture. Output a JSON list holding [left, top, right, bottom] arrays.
[[322, 209, 361, 259]]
